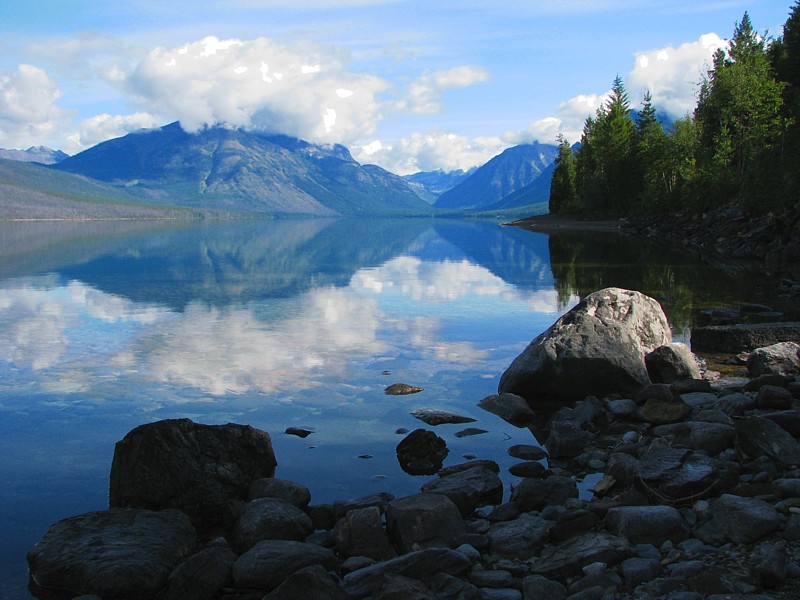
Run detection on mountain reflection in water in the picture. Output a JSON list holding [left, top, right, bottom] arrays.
[[0, 218, 767, 599]]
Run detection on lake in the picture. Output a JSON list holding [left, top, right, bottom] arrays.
[[0, 217, 779, 599]]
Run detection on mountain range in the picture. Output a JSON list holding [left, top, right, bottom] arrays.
[[0, 122, 558, 218]]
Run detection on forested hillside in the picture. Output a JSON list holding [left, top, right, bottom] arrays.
[[549, 4, 800, 218]]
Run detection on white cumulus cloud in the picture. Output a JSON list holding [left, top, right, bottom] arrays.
[[394, 65, 490, 115], [0, 64, 73, 149], [65, 112, 162, 154]]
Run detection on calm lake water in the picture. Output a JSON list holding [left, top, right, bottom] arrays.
[[0, 217, 780, 599]]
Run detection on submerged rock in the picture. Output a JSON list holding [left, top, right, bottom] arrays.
[[385, 383, 424, 395], [395, 429, 448, 475], [410, 408, 476, 426], [498, 288, 671, 402]]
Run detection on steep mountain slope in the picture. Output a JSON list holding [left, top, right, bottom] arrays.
[[53, 123, 431, 216], [434, 143, 558, 210], [483, 161, 555, 212], [403, 168, 476, 203]]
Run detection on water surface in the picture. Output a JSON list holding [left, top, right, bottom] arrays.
[[0, 217, 775, 599]]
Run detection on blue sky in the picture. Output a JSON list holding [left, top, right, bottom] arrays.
[[0, 0, 790, 174]]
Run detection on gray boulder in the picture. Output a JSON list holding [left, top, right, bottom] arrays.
[[546, 420, 596, 458], [645, 342, 701, 383], [27, 508, 197, 600], [232, 539, 337, 592], [385, 493, 465, 554], [488, 512, 552, 558], [420, 462, 503, 515], [528, 532, 632, 579], [261, 564, 348, 600], [109, 419, 276, 533], [605, 505, 688, 545], [162, 546, 237, 600], [735, 416, 800, 465], [249, 478, 311, 508], [650, 421, 735, 456], [498, 288, 671, 401], [232, 497, 313, 552], [510, 476, 578, 512], [694, 494, 781, 545], [342, 547, 471, 598], [477, 393, 536, 426], [747, 341, 800, 376], [335, 506, 395, 560]]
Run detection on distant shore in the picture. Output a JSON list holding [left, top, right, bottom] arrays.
[[504, 213, 627, 232]]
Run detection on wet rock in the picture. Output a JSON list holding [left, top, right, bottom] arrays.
[[620, 556, 663, 588], [249, 478, 311, 508], [508, 461, 546, 478], [454, 427, 488, 437], [528, 531, 632, 579], [385, 493, 465, 554], [410, 408, 476, 426], [335, 506, 395, 561], [691, 322, 800, 353], [429, 572, 483, 599], [694, 494, 781, 545], [499, 288, 671, 402], [488, 512, 552, 558], [385, 383, 424, 395], [545, 420, 596, 458], [650, 421, 735, 456], [645, 342, 701, 383], [109, 419, 276, 534], [420, 462, 503, 515], [521, 574, 566, 600], [342, 547, 471, 599], [232, 497, 313, 552], [396, 429, 448, 475], [27, 508, 197, 600], [747, 341, 800, 377], [232, 540, 338, 592], [285, 426, 314, 438], [510, 476, 578, 512], [333, 492, 395, 520], [735, 416, 800, 465], [756, 384, 794, 410], [261, 564, 348, 600], [638, 443, 721, 501], [550, 509, 600, 541], [477, 392, 536, 426], [162, 546, 237, 600], [376, 574, 437, 599], [605, 505, 687, 545], [507, 444, 548, 461]]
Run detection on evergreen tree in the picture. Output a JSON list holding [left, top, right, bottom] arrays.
[[549, 134, 579, 214], [636, 92, 670, 209]]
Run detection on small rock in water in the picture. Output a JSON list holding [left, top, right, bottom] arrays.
[[410, 408, 476, 426], [356, 454, 373, 459], [285, 427, 314, 438], [395, 427, 409, 434], [454, 428, 488, 438], [385, 383, 424, 395]]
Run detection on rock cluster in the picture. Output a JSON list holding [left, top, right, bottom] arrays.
[[27, 288, 800, 600]]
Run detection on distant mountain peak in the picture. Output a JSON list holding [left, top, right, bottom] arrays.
[[0, 146, 69, 165]]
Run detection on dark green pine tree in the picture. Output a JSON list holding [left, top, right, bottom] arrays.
[[636, 91, 670, 209], [549, 134, 579, 214]]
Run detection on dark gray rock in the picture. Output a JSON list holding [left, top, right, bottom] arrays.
[[386, 493, 465, 554], [756, 384, 794, 410], [109, 419, 276, 533], [261, 564, 348, 600], [691, 322, 800, 353], [773, 478, 800, 498], [510, 476, 578, 512], [396, 429, 448, 475], [410, 408, 476, 426], [761, 409, 800, 435], [477, 393, 536, 426], [735, 416, 800, 465], [342, 547, 471, 599], [488, 512, 552, 558], [232, 497, 313, 552], [335, 506, 395, 560], [385, 383, 424, 395], [27, 508, 197, 600], [747, 341, 800, 377], [232, 539, 338, 592], [605, 505, 687, 545], [694, 494, 781, 545], [508, 461, 546, 478], [717, 392, 756, 416], [420, 463, 503, 515], [753, 541, 788, 589], [642, 395, 692, 425], [545, 420, 596, 458], [638, 443, 720, 501], [468, 569, 516, 588], [162, 546, 236, 600], [645, 342, 701, 383], [522, 575, 567, 599], [650, 421, 735, 456], [333, 492, 395, 520], [606, 398, 643, 420], [507, 444, 548, 461], [528, 531, 632, 579], [375, 574, 437, 599], [549, 509, 600, 541], [249, 478, 311, 508], [498, 288, 671, 402], [620, 557, 663, 588], [429, 572, 482, 600]]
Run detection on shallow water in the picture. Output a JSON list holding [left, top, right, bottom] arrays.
[[0, 217, 778, 599]]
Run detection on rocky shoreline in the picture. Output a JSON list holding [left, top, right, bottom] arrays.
[[27, 288, 800, 600]]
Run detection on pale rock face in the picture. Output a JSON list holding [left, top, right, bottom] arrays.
[[499, 287, 671, 402]]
